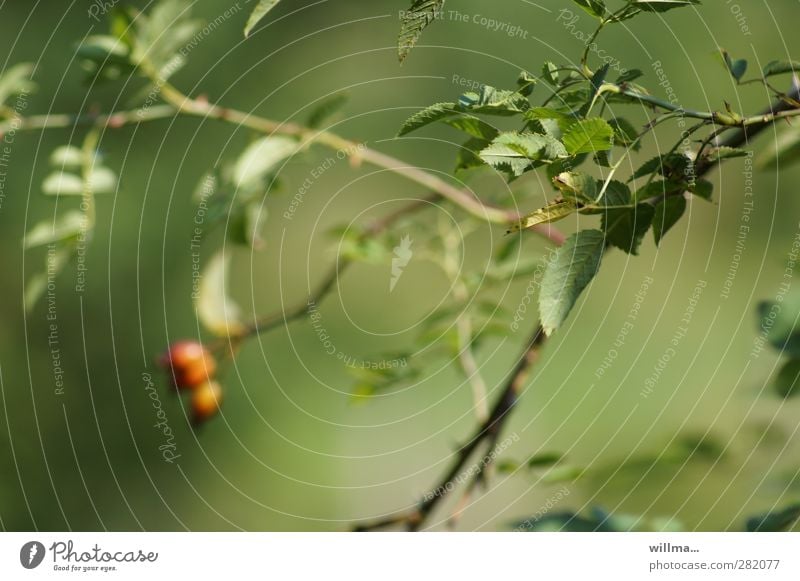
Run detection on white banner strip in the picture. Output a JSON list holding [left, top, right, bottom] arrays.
[[1, 533, 798, 580]]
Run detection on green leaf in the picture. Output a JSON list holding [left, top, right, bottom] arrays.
[[455, 137, 491, 171], [570, 0, 606, 18], [603, 181, 655, 255], [720, 49, 747, 82], [757, 293, 800, 358], [233, 136, 297, 189], [441, 116, 499, 140], [562, 118, 614, 155], [703, 146, 749, 162], [24, 211, 86, 248], [398, 0, 446, 63], [479, 132, 567, 177], [539, 229, 605, 335], [244, 0, 282, 37], [508, 200, 580, 233], [0, 63, 35, 106], [527, 452, 564, 468], [608, 118, 640, 150], [653, 196, 686, 246], [746, 504, 800, 532], [306, 93, 348, 129], [774, 358, 800, 398], [690, 179, 713, 201], [633, 0, 701, 13], [542, 62, 559, 86], [756, 127, 800, 169], [459, 85, 530, 115], [195, 250, 246, 337], [553, 171, 597, 203], [762, 60, 800, 77], [398, 102, 458, 136]]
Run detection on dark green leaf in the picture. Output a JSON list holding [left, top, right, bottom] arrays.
[[539, 229, 605, 335], [608, 118, 640, 150], [603, 200, 655, 255], [398, 102, 458, 136], [746, 504, 800, 532], [763, 60, 800, 78], [653, 196, 686, 246], [570, 0, 606, 18], [528, 452, 564, 468], [775, 358, 800, 398], [307, 93, 348, 129], [757, 293, 800, 358], [398, 0, 446, 63], [690, 179, 713, 201], [634, 0, 701, 13]]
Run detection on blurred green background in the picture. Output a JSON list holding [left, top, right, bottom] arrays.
[[1, 0, 800, 531]]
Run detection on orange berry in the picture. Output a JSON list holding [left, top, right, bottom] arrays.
[[159, 341, 216, 390], [191, 380, 223, 424]]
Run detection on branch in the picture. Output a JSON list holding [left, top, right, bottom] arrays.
[[354, 324, 546, 531]]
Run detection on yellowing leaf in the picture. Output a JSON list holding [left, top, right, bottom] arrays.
[[508, 200, 579, 233], [195, 250, 246, 337]]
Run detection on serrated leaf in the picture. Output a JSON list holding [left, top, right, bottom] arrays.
[[24, 211, 86, 248], [244, 0, 281, 37], [553, 171, 597, 203], [398, 102, 458, 136], [196, 250, 246, 337], [233, 136, 297, 189], [603, 198, 655, 255], [570, 0, 606, 18], [539, 229, 605, 335], [508, 200, 579, 233], [608, 118, 640, 150], [459, 85, 530, 115], [307, 93, 348, 129], [398, 0, 446, 63], [653, 196, 686, 246], [763, 60, 800, 78], [746, 504, 800, 532], [441, 115, 499, 140], [704, 146, 749, 162], [562, 118, 614, 155], [480, 132, 567, 177]]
